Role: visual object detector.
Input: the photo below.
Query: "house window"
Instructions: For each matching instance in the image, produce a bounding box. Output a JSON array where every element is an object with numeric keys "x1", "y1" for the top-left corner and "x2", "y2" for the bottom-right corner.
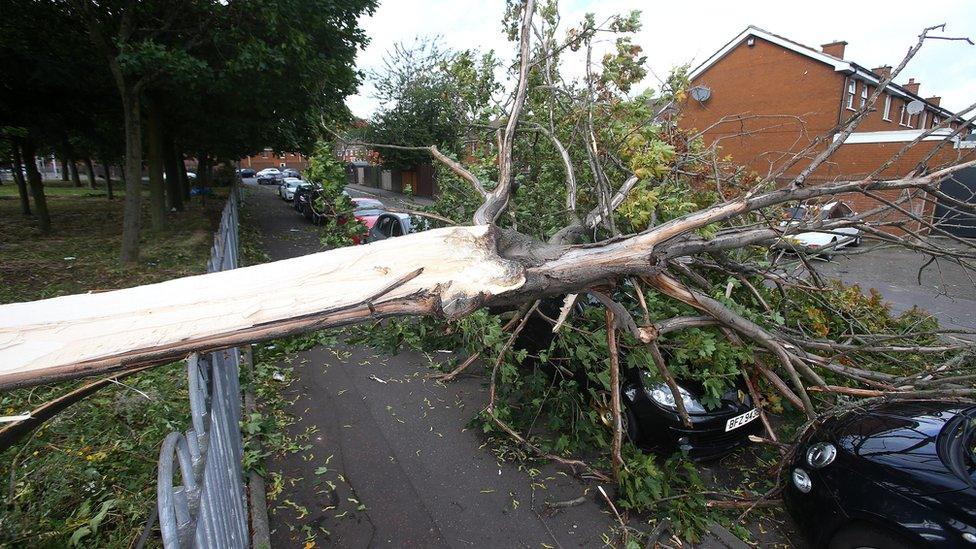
[
  {"x1": 882, "y1": 95, "x2": 892, "y2": 121},
  {"x1": 933, "y1": 115, "x2": 941, "y2": 127},
  {"x1": 920, "y1": 111, "x2": 928, "y2": 129},
  {"x1": 262, "y1": 150, "x2": 269, "y2": 159},
  {"x1": 899, "y1": 104, "x2": 908, "y2": 126},
  {"x1": 846, "y1": 80, "x2": 856, "y2": 110},
  {"x1": 860, "y1": 85, "x2": 869, "y2": 109}
]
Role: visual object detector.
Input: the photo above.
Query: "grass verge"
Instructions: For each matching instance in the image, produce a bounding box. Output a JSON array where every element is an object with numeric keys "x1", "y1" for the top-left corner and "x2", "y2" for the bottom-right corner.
[{"x1": 0, "y1": 188, "x2": 226, "y2": 547}]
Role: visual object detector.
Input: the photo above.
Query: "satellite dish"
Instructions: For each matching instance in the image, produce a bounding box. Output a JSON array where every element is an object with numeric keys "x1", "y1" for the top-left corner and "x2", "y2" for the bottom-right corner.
[
  {"x1": 906, "y1": 100, "x2": 925, "y2": 115},
  {"x1": 690, "y1": 86, "x2": 711, "y2": 103}
]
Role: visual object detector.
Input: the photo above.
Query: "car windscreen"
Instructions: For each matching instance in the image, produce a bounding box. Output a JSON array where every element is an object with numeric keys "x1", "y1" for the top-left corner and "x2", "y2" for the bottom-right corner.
[{"x1": 354, "y1": 208, "x2": 384, "y2": 217}]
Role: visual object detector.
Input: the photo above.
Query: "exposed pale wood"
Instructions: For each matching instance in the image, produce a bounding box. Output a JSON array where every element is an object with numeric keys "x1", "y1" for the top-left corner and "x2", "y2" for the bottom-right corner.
[{"x1": 0, "y1": 226, "x2": 524, "y2": 390}]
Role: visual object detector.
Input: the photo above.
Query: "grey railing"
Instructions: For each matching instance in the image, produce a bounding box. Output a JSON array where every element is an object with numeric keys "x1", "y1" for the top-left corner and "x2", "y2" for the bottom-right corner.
[{"x1": 157, "y1": 189, "x2": 249, "y2": 548}]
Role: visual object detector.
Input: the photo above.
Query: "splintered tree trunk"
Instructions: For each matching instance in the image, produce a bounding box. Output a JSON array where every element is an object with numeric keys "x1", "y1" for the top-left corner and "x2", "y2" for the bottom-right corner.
[
  {"x1": 11, "y1": 145, "x2": 31, "y2": 216},
  {"x1": 163, "y1": 136, "x2": 183, "y2": 211},
  {"x1": 146, "y1": 99, "x2": 166, "y2": 231},
  {"x1": 120, "y1": 88, "x2": 143, "y2": 263},
  {"x1": 21, "y1": 138, "x2": 50, "y2": 234},
  {"x1": 0, "y1": 226, "x2": 525, "y2": 388},
  {"x1": 84, "y1": 157, "x2": 97, "y2": 190}
]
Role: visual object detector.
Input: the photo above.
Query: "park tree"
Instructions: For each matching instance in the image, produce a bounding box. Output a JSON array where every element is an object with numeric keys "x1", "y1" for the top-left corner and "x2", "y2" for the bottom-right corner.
[
  {"x1": 0, "y1": 0, "x2": 375, "y2": 257},
  {"x1": 2, "y1": 0, "x2": 976, "y2": 533},
  {"x1": 365, "y1": 40, "x2": 500, "y2": 170}
]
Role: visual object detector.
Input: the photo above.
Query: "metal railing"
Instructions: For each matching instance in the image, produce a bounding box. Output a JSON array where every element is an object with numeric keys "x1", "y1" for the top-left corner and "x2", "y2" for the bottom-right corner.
[{"x1": 157, "y1": 189, "x2": 249, "y2": 548}]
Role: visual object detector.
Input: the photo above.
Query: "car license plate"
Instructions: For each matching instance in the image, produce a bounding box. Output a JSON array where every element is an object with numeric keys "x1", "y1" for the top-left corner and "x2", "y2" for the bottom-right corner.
[{"x1": 725, "y1": 408, "x2": 759, "y2": 432}]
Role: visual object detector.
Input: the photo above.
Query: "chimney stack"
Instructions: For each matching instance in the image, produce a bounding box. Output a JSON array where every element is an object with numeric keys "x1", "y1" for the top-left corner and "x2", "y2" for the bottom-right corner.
[
  {"x1": 873, "y1": 65, "x2": 892, "y2": 80},
  {"x1": 904, "y1": 77, "x2": 921, "y2": 96},
  {"x1": 821, "y1": 40, "x2": 847, "y2": 59},
  {"x1": 926, "y1": 96, "x2": 941, "y2": 107}
]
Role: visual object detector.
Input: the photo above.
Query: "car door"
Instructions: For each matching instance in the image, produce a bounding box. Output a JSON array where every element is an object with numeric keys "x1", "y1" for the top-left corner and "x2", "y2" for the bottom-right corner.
[{"x1": 368, "y1": 214, "x2": 395, "y2": 243}]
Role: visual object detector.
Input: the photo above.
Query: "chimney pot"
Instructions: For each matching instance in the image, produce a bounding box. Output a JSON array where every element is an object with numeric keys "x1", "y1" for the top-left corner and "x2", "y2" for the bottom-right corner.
[
  {"x1": 821, "y1": 40, "x2": 848, "y2": 59},
  {"x1": 904, "y1": 78, "x2": 921, "y2": 96},
  {"x1": 872, "y1": 65, "x2": 892, "y2": 80},
  {"x1": 926, "y1": 96, "x2": 941, "y2": 107}
]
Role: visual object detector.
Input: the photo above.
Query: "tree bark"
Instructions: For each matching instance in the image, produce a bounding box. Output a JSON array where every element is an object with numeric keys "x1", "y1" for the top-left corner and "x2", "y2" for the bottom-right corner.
[
  {"x1": 11, "y1": 143, "x2": 31, "y2": 216},
  {"x1": 21, "y1": 137, "x2": 50, "y2": 234},
  {"x1": 179, "y1": 152, "x2": 190, "y2": 200},
  {"x1": 100, "y1": 156, "x2": 114, "y2": 199},
  {"x1": 59, "y1": 156, "x2": 69, "y2": 181},
  {"x1": 69, "y1": 159, "x2": 81, "y2": 188},
  {"x1": 163, "y1": 134, "x2": 183, "y2": 211},
  {"x1": 120, "y1": 87, "x2": 144, "y2": 263},
  {"x1": 146, "y1": 98, "x2": 167, "y2": 231},
  {"x1": 197, "y1": 152, "x2": 210, "y2": 187},
  {"x1": 84, "y1": 157, "x2": 98, "y2": 190}
]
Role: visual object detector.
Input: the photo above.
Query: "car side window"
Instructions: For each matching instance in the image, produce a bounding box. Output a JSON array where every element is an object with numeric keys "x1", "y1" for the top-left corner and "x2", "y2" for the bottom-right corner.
[
  {"x1": 377, "y1": 216, "x2": 394, "y2": 237},
  {"x1": 391, "y1": 219, "x2": 404, "y2": 237}
]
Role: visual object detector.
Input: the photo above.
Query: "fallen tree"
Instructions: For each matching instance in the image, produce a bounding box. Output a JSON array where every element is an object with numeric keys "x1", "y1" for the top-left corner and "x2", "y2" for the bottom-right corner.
[{"x1": 2, "y1": 2, "x2": 975, "y2": 449}]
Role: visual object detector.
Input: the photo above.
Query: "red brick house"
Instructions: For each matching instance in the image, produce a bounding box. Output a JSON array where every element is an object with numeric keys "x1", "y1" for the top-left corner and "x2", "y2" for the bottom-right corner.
[
  {"x1": 239, "y1": 149, "x2": 310, "y2": 171},
  {"x1": 679, "y1": 26, "x2": 975, "y2": 235}
]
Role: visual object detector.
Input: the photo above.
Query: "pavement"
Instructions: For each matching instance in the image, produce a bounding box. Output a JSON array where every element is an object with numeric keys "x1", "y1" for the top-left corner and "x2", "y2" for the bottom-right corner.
[{"x1": 245, "y1": 182, "x2": 622, "y2": 548}]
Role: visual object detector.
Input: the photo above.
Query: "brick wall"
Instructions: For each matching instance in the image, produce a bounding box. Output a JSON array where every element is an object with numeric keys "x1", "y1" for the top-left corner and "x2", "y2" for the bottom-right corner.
[
  {"x1": 240, "y1": 151, "x2": 309, "y2": 171},
  {"x1": 678, "y1": 33, "x2": 974, "y2": 235}
]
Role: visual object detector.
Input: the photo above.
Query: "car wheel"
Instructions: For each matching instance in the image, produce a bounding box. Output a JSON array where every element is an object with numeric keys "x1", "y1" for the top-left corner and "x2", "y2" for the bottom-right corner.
[{"x1": 828, "y1": 522, "x2": 915, "y2": 549}]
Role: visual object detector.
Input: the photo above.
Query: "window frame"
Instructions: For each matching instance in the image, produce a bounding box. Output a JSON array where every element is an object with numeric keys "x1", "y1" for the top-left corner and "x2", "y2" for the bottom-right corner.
[
  {"x1": 882, "y1": 95, "x2": 892, "y2": 121},
  {"x1": 860, "y1": 85, "x2": 869, "y2": 109},
  {"x1": 846, "y1": 80, "x2": 857, "y2": 110}
]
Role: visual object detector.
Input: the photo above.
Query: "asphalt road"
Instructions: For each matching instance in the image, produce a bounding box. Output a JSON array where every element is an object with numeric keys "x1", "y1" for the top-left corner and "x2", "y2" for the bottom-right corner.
[
  {"x1": 814, "y1": 243, "x2": 976, "y2": 332},
  {"x1": 245, "y1": 182, "x2": 620, "y2": 548}
]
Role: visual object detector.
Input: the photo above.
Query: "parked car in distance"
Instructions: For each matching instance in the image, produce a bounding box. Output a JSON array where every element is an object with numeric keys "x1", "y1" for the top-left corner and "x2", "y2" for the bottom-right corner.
[
  {"x1": 294, "y1": 182, "x2": 318, "y2": 214},
  {"x1": 186, "y1": 171, "x2": 197, "y2": 180},
  {"x1": 785, "y1": 400, "x2": 976, "y2": 549},
  {"x1": 348, "y1": 197, "x2": 385, "y2": 244},
  {"x1": 281, "y1": 168, "x2": 301, "y2": 179},
  {"x1": 278, "y1": 177, "x2": 303, "y2": 201},
  {"x1": 365, "y1": 212, "x2": 432, "y2": 243},
  {"x1": 775, "y1": 201, "x2": 861, "y2": 260},
  {"x1": 238, "y1": 168, "x2": 256, "y2": 178},
  {"x1": 514, "y1": 297, "x2": 761, "y2": 461},
  {"x1": 256, "y1": 168, "x2": 282, "y2": 185}
]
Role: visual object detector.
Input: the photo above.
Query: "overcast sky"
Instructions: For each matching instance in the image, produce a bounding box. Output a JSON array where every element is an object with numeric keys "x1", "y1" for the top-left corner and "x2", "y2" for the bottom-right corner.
[{"x1": 346, "y1": 0, "x2": 976, "y2": 118}]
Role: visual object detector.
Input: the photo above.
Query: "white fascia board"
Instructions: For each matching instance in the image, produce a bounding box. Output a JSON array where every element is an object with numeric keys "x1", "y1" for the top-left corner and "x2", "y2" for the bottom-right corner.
[
  {"x1": 689, "y1": 27, "x2": 851, "y2": 81},
  {"x1": 832, "y1": 129, "x2": 956, "y2": 144}
]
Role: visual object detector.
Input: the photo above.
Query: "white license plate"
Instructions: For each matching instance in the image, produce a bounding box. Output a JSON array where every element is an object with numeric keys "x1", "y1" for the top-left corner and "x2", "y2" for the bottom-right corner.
[{"x1": 725, "y1": 408, "x2": 759, "y2": 432}]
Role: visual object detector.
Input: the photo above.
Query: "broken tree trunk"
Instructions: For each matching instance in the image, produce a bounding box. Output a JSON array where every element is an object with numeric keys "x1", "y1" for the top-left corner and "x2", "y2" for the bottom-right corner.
[{"x1": 0, "y1": 226, "x2": 524, "y2": 390}]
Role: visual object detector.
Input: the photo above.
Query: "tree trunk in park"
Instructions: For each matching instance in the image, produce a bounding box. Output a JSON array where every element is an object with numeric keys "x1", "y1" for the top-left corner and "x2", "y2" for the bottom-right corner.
[
  {"x1": 146, "y1": 99, "x2": 167, "y2": 231},
  {"x1": 84, "y1": 157, "x2": 97, "y2": 189},
  {"x1": 196, "y1": 153, "x2": 210, "y2": 187},
  {"x1": 21, "y1": 137, "x2": 50, "y2": 234},
  {"x1": 60, "y1": 157, "x2": 69, "y2": 181},
  {"x1": 163, "y1": 136, "x2": 183, "y2": 211},
  {"x1": 179, "y1": 152, "x2": 190, "y2": 200},
  {"x1": 11, "y1": 144, "x2": 31, "y2": 216},
  {"x1": 69, "y1": 159, "x2": 82, "y2": 188},
  {"x1": 119, "y1": 87, "x2": 144, "y2": 263},
  {"x1": 100, "y1": 156, "x2": 114, "y2": 200}
]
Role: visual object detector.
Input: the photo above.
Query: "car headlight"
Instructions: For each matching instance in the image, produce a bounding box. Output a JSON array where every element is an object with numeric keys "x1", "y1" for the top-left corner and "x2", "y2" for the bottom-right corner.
[
  {"x1": 647, "y1": 382, "x2": 706, "y2": 414},
  {"x1": 805, "y1": 442, "x2": 837, "y2": 469},
  {"x1": 792, "y1": 467, "x2": 812, "y2": 493}
]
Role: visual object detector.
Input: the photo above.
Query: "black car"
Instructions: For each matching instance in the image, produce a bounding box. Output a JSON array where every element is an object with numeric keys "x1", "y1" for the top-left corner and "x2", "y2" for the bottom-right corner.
[
  {"x1": 785, "y1": 400, "x2": 976, "y2": 548},
  {"x1": 282, "y1": 168, "x2": 301, "y2": 178},
  {"x1": 514, "y1": 297, "x2": 761, "y2": 461},
  {"x1": 294, "y1": 183, "x2": 325, "y2": 221},
  {"x1": 238, "y1": 168, "x2": 256, "y2": 178}
]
